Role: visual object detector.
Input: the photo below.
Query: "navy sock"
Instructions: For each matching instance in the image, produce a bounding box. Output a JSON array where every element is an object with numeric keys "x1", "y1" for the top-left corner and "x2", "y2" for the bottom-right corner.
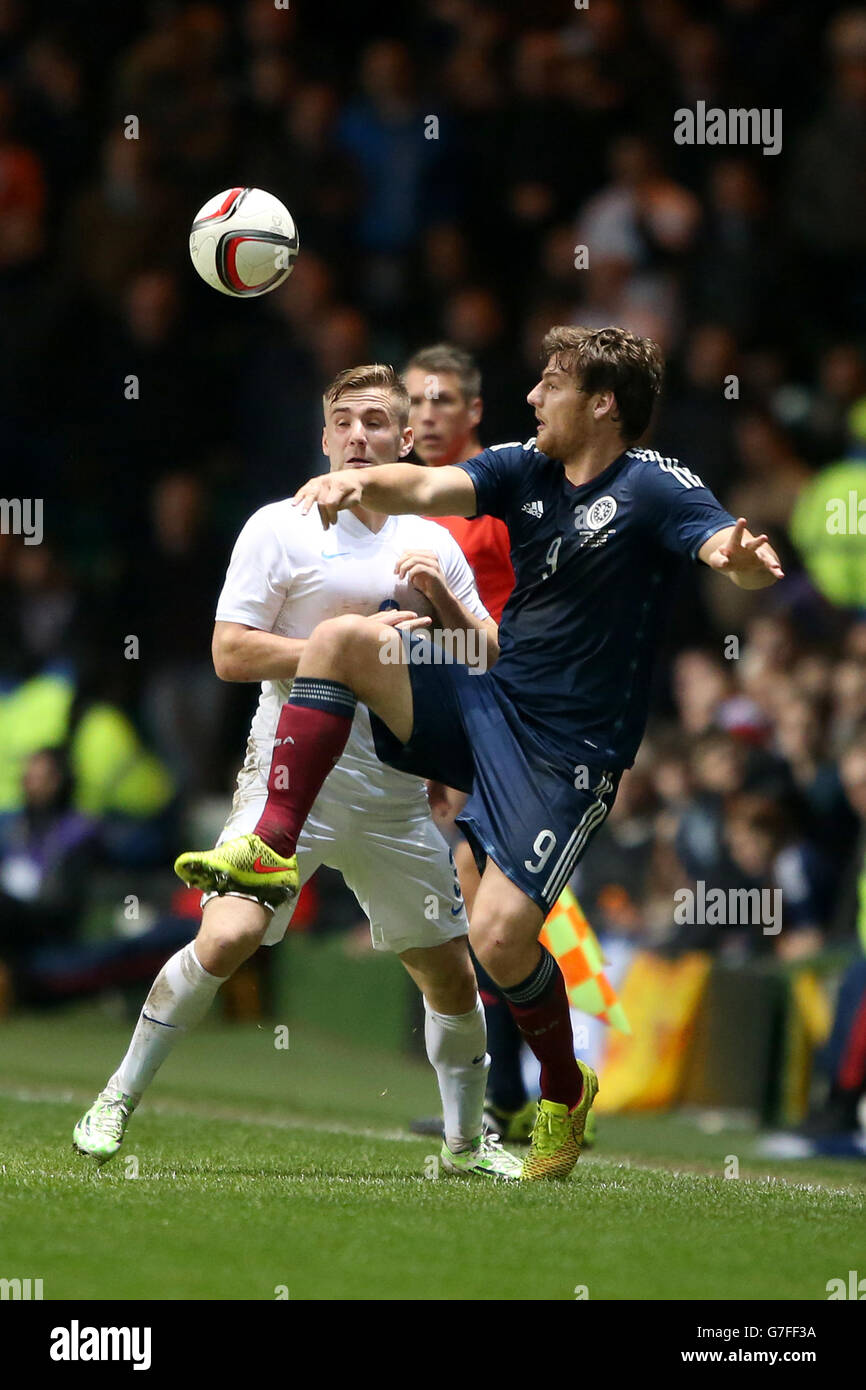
[{"x1": 472, "y1": 952, "x2": 527, "y2": 1113}]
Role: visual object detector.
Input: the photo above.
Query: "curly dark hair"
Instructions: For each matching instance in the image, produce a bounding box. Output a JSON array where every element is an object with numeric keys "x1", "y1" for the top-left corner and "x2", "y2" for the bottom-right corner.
[{"x1": 541, "y1": 325, "x2": 664, "y2": 442}]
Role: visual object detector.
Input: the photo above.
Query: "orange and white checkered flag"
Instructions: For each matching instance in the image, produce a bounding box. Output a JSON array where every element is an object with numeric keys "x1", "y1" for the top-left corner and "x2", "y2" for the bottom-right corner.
[{"x1": 539, "y1": 885, "x2": 630, "y2": 1033}]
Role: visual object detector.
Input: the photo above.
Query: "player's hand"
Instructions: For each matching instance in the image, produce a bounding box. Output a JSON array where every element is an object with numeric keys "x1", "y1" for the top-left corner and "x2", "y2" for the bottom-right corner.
[
  {"x1": 370, "y1": 608, "x2": 432, "y2": 634},
  {"x1": 425, "y1": 779, "x2": 450, "y2": 820},
  {"x1": 706, "y1": 518, "x2": 784, "y2": 588},
  {"x1": 292, "y1": 470, "x2": 363, "y2": 528},
  {"x1": 395, "y1": 549, "x2": 447, "y2": 603}
]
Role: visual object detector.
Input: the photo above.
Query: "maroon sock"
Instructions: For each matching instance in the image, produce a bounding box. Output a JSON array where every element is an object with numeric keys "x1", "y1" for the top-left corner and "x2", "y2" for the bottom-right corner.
[
  {"x1": 839, "y1": 992, "x2": 866, "y2": 1091},
  {"x1": 501, "y1": 947, "x2": 584, "y2": 1110},
  {"x1": 254, "y1": 678, "x2": 356, "y2": 858}
]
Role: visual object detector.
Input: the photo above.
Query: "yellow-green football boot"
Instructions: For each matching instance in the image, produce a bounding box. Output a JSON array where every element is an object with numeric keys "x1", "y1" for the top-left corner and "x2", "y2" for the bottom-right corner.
[
  {"x1": 174, "y1": 832, "x2": 298, "y2": 906},
  {"x1": 522, "y1": 1060, "x2": 599, "y2": 1180},
  {"x1": 483, "y1": 1097, "x2": 541, "y2": 1144}
]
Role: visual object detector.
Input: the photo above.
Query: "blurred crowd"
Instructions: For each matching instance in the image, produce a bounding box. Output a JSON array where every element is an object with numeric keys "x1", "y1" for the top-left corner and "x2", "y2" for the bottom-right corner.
[
  {"x1": 1, "y1": 0, "x2": 866, "y2": 974},
  {"x1": 577, "y1": 616, "x2": 866, "y2": 961}
]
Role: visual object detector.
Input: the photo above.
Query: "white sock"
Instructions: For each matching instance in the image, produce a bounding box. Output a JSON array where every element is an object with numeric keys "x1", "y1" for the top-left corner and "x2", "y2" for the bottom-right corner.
[
  {"x1": 107, "y1": 942, "x2": 228, "y2": 1104},
  {"x1": 424, "y1": 995, "x2": 489, "y2": 1153}
]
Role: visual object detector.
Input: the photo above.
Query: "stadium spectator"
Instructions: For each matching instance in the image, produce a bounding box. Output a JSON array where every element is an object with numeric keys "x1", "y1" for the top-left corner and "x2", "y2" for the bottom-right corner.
[
  {"x1": 0, "y1": 666, "x2": 176, "y2": 864},
  {"x1": 0, "y1": 748, "x2": 194, "y2": 1012},
  {"x1": 136, "y1": 473, "x2": 228, "y2": 796},
  {"x1": 687, "y1": 158, "x2": 777, "y2": 341},
  {"x1": 0, "y1": 747, "x2": 96, "y2": 962},
  {"x1": 784, "y1": 733, "x2": 866, "y2": 1140},
  {"x1": 786, "y1": 8, "x2": 866, "y2": 331},
  {"x1": 338, "y1": 39, "x2": 459, "y2": 321}
]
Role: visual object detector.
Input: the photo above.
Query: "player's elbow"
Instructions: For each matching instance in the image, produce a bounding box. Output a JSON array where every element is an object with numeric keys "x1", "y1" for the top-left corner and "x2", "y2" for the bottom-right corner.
[
  {"x1": 212, "y1": 649, "x2": 239, "y2": 682},
  {"x1": 212, "y1": 628, "x2": 246, "y2": 681}
]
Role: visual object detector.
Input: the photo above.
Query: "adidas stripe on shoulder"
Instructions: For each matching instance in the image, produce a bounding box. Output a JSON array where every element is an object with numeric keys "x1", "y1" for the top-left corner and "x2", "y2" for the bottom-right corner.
[
  {"x1": 489, "y1": 439, "x2": 538, "y2": 453},
  {"x1": 627, "y1": 447, "x2": 705, "y2": 490}
]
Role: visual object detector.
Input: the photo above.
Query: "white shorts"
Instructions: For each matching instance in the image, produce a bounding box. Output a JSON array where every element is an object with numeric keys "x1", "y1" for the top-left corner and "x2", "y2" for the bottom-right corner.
[{"x1": 204, "y1": 786, "x2": 469, "y2": 956}]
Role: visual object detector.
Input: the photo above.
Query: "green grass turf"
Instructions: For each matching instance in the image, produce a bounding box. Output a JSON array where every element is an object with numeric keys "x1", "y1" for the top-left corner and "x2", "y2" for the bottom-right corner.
[{"x1": 1, "y1": 1005, "x2": 864, "y2": 1300}]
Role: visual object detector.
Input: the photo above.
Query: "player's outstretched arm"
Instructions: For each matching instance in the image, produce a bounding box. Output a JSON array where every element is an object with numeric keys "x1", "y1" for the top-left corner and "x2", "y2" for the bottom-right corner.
[
  {"x1": 293, "y1": 464, "x2": 477, "y2": 528},
  {"x1": 212, "y1": 621, "x2": 307, "y2": 682},
  {"x1": 698, "y1": 518, "x2": 784, "y2": 589}
]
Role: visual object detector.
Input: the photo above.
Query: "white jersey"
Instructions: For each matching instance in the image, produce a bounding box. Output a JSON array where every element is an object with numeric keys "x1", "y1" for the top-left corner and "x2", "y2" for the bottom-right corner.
[{"x1": 215, "y1": 498, "x2": 489, "y2": 814}]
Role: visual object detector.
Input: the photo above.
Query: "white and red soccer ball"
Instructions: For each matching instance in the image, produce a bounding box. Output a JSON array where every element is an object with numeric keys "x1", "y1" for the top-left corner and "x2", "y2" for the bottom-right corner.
[{"x1": 189, "y1": 187, "x2": 299, "y2": 297}]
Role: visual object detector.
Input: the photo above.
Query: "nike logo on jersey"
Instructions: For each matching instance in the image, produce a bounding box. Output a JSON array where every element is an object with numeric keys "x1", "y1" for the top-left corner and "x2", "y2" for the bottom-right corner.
[
  {"x1": 522, "y1": 500, "x2": 544, "y2": 518},
  {"x1": 253, "y1": 856, "x2": 289, "y2": 874},
  {"x1": 321, "y1": 551, "x2": 350, "y2": 559}
]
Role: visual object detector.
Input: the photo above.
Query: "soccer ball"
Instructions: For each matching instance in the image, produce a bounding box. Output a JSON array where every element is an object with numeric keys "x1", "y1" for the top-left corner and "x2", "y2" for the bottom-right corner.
[{"x1": 189, "y1": 187, "x2": 299, "y2": 297}]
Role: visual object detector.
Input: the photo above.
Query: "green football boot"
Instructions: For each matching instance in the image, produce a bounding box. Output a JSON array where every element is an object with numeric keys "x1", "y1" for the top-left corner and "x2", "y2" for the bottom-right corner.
[
  {"x1": 440, "y1": 1133, "x2": 523, "y2": 1181},
  {"x1": 483, "y1": 1097, "x2": 541, "y2": 1144},
  {"x1": 73, "y1": 1088, "x2": 135, "y2": 1165}
]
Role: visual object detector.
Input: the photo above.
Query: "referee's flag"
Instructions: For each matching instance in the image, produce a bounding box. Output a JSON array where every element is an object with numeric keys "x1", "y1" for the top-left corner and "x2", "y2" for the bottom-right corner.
[{"x1": 540, "y1": 886, "x2": 631, "y2": 1033}]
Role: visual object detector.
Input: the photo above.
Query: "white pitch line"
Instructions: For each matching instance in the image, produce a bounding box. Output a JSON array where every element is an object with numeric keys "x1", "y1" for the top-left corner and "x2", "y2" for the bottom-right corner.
[
  {"x1": 0, "y1": 1082, "x2": 420, "y2": 1145},
  {"x1": 2, "y1": 1084, "x2": 863, "y2": 1197}
]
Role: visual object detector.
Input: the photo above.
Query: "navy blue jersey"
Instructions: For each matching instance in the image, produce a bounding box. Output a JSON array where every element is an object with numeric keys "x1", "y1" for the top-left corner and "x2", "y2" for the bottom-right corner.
[{"x1": 457, "y1": 440, "x2": 736, "y2": 772}]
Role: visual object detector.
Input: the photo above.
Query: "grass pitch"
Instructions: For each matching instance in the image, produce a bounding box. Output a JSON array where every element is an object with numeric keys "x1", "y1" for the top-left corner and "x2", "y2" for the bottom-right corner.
[{"x1": 1, "y1": 1005, "x2": 864, "y2": 1300}]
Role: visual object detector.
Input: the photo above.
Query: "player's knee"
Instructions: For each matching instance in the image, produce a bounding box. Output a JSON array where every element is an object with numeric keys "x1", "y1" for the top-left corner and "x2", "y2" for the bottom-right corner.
[
  {"x1": 424, "y1": 976, "x2": 478, "y2": 1015},
  {"x1": 469, "y1": 918, "x2": 525, "y2": 979},
  {"x1": 196, "y1": 917, "x2": 264, "y2": 967},
  {"x1": 306, "y1": 614, "x2": 379, "y2": 681},
  {"x1": 434, "y1": 953, "x2": 479, "y2": 1014}
]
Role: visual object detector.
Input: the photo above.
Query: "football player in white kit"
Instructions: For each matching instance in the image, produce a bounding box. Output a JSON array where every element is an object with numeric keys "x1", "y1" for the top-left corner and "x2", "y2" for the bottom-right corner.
[{"x1": 72, "y1": 364, "x2": 522, "y2": 1180}]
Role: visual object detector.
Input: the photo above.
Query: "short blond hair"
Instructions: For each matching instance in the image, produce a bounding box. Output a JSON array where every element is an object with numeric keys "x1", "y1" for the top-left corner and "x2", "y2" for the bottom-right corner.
[
  {"x1": 323, "y1": 364, "x2": 410, "y2": 430},
  {"x1": 542, "y1": 325, "x2": 664, "y2": 442}
]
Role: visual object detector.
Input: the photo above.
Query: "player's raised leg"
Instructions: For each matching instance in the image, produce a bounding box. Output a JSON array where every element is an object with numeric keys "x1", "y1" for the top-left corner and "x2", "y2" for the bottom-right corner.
[
  {"x1": 174, "y1": 612, "x2": 417, "y2": 897},
  {"x1": 469, "y1": 859, "x2": 598, "y2": 1181},
  {"x1": 399, "y1": 936, "x2": 522, "y2": 1181},
  {"x1": 73, "y1": 895, "x2": 268, "y2": 1163}
]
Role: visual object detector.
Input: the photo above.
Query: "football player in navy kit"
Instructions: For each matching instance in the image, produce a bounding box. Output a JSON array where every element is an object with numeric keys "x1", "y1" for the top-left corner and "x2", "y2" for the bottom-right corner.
[{"x1": 176, "y1": 325, "x2": 783, "y2": 1180}]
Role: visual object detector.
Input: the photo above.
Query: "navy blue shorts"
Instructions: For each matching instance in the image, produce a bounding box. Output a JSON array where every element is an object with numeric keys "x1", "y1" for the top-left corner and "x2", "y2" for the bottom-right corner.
[{"x1": 369, "y1": 633, "x2": 620, "y2": 915}]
